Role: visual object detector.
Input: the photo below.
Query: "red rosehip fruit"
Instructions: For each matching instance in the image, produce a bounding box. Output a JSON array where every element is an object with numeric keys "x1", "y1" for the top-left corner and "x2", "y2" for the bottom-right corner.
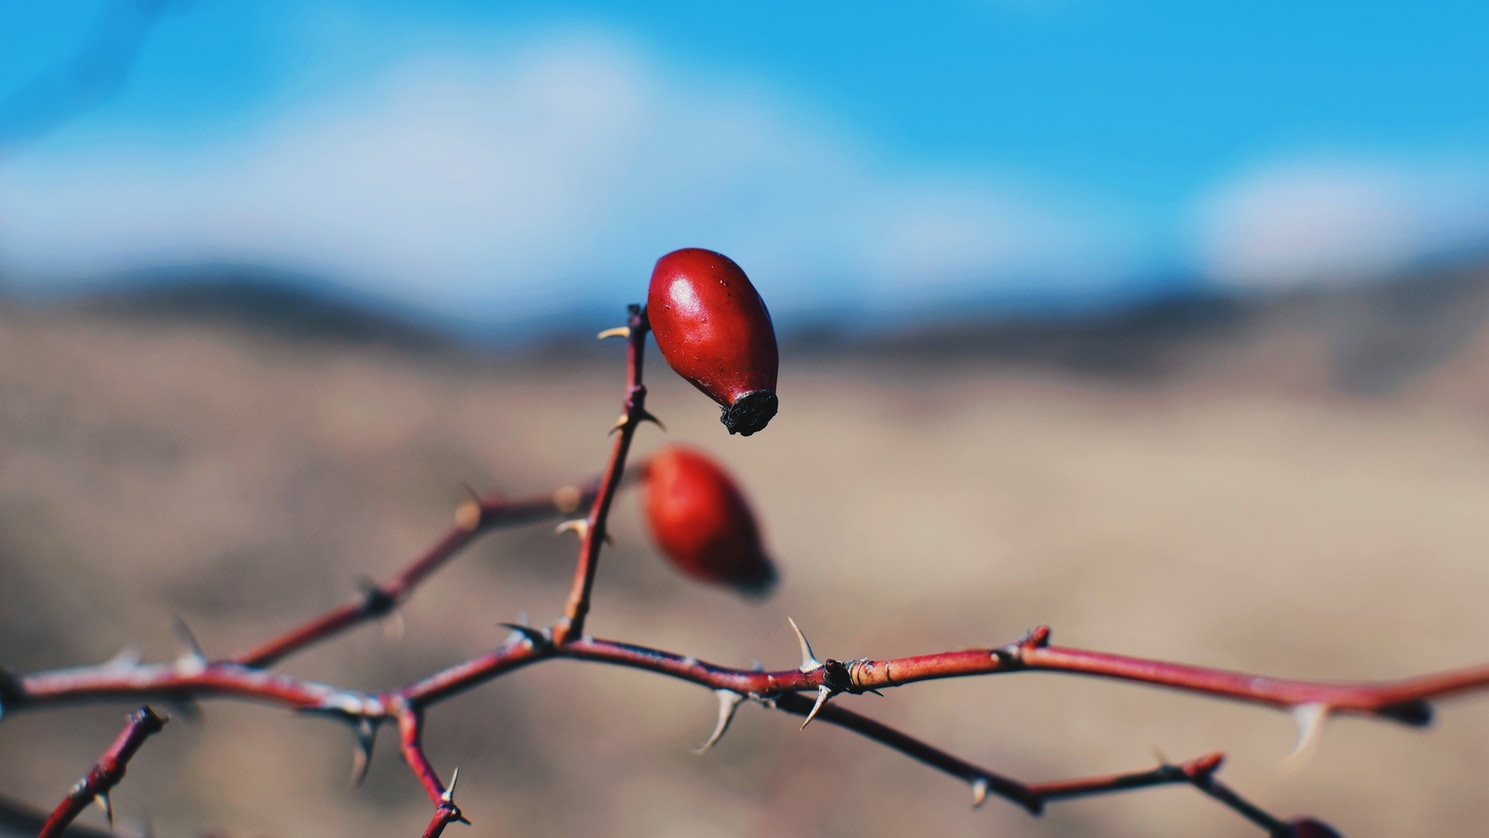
[
  {"x1": 647, "y1": 248, "x2": 779, "y2": 436},
  {"x1": 641, "y1": 446, "x2": 777, "y2": 596}
]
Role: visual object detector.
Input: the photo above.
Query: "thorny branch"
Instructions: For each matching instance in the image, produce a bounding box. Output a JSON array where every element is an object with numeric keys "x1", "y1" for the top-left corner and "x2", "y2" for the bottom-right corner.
[
  {"x1": 36, "y1": 706, "x2": 167, "y2": 838},
  {"x1": 555, "y1": 303, "x2": 653, "y2": 644},
  {"x1": 1, "y1": 303, "x2": 1481, "y2": 836}
]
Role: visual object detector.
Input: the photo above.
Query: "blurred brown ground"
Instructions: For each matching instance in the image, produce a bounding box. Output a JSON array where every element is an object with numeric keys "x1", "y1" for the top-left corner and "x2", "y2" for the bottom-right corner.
[{"x1": 2, "y1": 283, "x2": 1489, "y2": 838}]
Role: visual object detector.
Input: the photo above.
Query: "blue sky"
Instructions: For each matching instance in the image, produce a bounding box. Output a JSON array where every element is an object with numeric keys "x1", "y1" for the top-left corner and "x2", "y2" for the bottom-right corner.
[{"x1": 2, "y1": 1, "x2": 1487, "y2": 333}]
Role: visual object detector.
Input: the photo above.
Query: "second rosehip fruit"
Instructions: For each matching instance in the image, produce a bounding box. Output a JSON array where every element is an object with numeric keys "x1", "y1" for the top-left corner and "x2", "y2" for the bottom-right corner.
[
  {"x1": 647, "y1": 248, "x2": 779, "y2": 436},
  {"x1": 641, "y1": 446, "x2": 777, "y2": 596}
]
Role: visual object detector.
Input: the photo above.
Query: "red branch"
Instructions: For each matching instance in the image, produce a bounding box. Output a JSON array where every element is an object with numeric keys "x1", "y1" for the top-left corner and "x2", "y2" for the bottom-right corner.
[
  {"x1": 555, "y1": 304, "x2": 652, "y2": 644},
  {"x1": 0, "y1": 303, "x2": 1465, "y2": 836},
  {"x1": 234, "y1": 487, "x2": 598, "y2": 669},
  {"x1": 37, "y1": 706, "x2": 168, "y2": 838}
]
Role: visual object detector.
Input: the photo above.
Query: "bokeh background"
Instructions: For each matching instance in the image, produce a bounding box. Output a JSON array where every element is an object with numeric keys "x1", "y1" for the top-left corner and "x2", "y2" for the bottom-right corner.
[{"x1": 3, "y1": 2, "x2": 1489, "y2": 836}]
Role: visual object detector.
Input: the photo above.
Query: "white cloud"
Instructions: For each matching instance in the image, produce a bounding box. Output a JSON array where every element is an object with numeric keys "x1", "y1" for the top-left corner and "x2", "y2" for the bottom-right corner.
[
  {"x1": 1197, "y1": 157, "x2": 1489, "y2": 291},
  {"x1": 0, "y1": 30, "x2": 1133, "y2": 327}
]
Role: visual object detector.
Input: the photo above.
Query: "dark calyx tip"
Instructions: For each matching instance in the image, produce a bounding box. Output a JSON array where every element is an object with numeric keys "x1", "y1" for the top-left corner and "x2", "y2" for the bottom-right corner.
[
  {"x1": 720, "y1": 390, "x2": 778, "y2": 436},
  {"x1": 1378, "y1": 699, "x2": 1433, "y2": 727},
  {"x1": 732, "y1": 560, "x2": 779, "y2": 600}
]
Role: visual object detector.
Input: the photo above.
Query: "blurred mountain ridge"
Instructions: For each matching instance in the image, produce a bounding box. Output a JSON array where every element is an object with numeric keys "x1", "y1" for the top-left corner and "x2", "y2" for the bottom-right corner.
[{"x1": 5, "y1": 258, "x2": 1488, "y2": 401}]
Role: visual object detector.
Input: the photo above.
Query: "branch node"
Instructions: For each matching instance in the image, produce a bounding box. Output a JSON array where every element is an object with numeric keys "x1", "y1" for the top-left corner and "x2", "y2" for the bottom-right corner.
[
  {"x1": 1377, "y1": 699, "x2": 1433, "y2": 728},
  {"x1": 0, "y1": 666, "x2": 22, "y2": 717},
  {"x1": 357, "y1": 578, "x2": 398, "y2": 619},
  {"x1": 498, "y1": 622, "x2": 553, "y2": 651},
  {"x1": 438, "y1": 767, "x2": 471, "y2": 827},
  {"x1": 1019, "y1": 626, "x2": 1052, "y2": 649},
  {"x1": 695, "y1": 689, "x2": 746, "y2": 754},
  {"x1": 788, "y1": 617, "x2": 822, "y2": 673}
]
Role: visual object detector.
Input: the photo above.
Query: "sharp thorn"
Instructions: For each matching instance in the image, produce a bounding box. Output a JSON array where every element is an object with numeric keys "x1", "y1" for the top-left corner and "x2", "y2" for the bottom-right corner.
[
  {"x1": 498, "y1": 622, "x2": 550, "y2": 648},
  {"x1": 104, "y1": 644, "x2": 145, "y2": 671},
  {"x1": 638, "y1": 409, "x2": 667, "y2": 432},
  {"x1": 596, "y1": 326, "x2": 631, "y2": 340},
  {"x1": 447, "y1": 766, "x2": 460, "y2": 794},
  {"x1": 608, "y1": 413, "x2": 630, "y2": 435},
  {"x1": 1286, "y1": 702, "x2": 1330, "y2": 768},
  {"x1": 788, "y1": 617, "x2": 821, "y2": 672},
  {"x1": 95, "y1": 792, "x2": 113, "y2": 825},
  {"x1": 170, "y1": 615, "x2": 207, "y2": 672},
  {"x1": 800, "y1": 685, "x2": 834, "y2": 729},
  {"x1": 695, "y1": 690, "x2": 746, "y2": 754},
  {"x1": 348, "y1": 718, "x2": 376, "y2": 787},
  {"x1": 971, "y1": 778, "x2": 989, "y2": 809},
  {"x1": 555, "y1": 519, "x2": 589, "y2": 538}
]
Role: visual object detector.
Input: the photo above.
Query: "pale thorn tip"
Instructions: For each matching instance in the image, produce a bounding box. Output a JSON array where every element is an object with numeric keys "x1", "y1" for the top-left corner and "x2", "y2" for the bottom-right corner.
[
  {"x1": 170, "y1": 615, "x2": 207, "y2": 672},
  {"x1": 788, "y1": 617, "x2": 821, "y2": 672},
  {"x1": 95, "y1": 792, "x2": 114, "y2": 825},
  {"x1": 800, "y1": 685, "x2": 834, "y2": 729},
  {"x1": 105, "y1": 644, "x2": 144, "y2": 670},
  {"x1": 349, "y1": 718, "x2": 376, "y2": 788},
  {"x1": 695, "y1": 690, "x2": 746, "y2": 754},
  {"x1": 454, "y1": 501, "x2": 483, "y2": 532},
  {"x1": 555, "y1": 519, "x2": 589, "y2": 538},
  {"x1": 442, "y1": 766, "x2": 461, "y2": 803},
  {"x1": 971, "y1": 778, "x2": 990, "y2": 809},
  {"x1": 596, "y1": 326, "x2": 631, "y2": 341},
  {"x1": 498, "y1": 622, "x2": 549, "y2": 649},
  {"x1": 1285, "y1": 702, "x2": 1330, "y2": 768},
  {"x1": 608, "y1": 413, "x2": 630, "y2": 435}
]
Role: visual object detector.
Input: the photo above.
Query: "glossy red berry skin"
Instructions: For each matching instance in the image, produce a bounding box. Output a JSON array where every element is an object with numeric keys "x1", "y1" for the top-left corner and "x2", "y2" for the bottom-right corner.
[
  {"x1": 647, "y1": 248, "x2": 779, "y2": 436},
  {"x1": 642, "y1": 446, "x2": 777, "y2": 596}
]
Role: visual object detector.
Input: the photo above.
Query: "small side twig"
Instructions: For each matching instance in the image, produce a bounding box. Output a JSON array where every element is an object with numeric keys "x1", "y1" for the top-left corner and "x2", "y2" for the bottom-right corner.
[
  {"x1": 234, "y1": 486, "x2": 598, "y2": 669},
  {"x1": 37, "y1": 706, "x2": 167, "y2": 838},
  {"x1": 394, "y1": 699, "x2": 469, "y2": 837}
]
